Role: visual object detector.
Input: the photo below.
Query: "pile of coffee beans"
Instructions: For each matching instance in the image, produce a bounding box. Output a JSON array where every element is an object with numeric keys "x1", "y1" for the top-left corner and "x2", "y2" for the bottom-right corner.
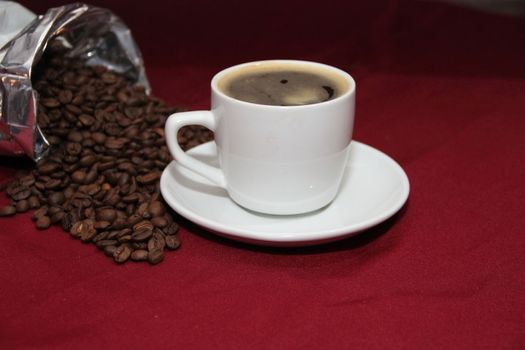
[{"x1": 0, "y1": 53, "x2": 213, "y2": 264}]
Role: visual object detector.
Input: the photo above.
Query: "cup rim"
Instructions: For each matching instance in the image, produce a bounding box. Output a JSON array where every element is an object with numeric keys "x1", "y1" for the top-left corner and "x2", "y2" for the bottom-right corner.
[{"x1": 211, "y1": 59, "x2": 355, "y2": 109}]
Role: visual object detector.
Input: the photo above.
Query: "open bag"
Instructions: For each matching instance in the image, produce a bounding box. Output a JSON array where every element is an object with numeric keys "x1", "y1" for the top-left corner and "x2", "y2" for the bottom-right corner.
[{"x1": 0, "y1": 2, "x2": 148, "y2": 161}]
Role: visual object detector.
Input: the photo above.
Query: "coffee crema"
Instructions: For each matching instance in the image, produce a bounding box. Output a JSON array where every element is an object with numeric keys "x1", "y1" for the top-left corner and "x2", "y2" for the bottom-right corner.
[{"x1": 218, "y1": 63, "x2": 349, "y2": 106}]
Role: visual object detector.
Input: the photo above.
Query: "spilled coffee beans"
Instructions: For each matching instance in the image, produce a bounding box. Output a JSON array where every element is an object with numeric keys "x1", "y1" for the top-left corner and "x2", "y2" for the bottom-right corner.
[{"x1": 0, "y1": 50, "x2": 213, "y2": 264}]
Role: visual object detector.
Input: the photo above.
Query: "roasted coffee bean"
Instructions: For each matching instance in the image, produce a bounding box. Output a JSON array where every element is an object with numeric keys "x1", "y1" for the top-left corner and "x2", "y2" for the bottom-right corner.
[
  {"x1": 30, "y1": 186, "x2": 43, "y2": 196},
  {"x1": 48, "y1": 206, "x2": 63, "y2": 217},
  {"x1": 5, "y1": 185, "x2": 17, "y2": 197},
  {"x1": 93, "y1": 231, "x2": 110, "y2": 243},
  {"x1": 65, "y1": 103, "x2": 82, "y2": 115},
  {"x1": 61, "y1": 212, "x2": 76, "y2": 231},
  {"x1": 70, "y1": 219, "x2": 95, "y2": 239},
  {"x1": 122, "y1": 193, "x2": 140, "y2": 203},
  {"x1": 41, "y1": 98, "x2": 60, "y2": 108},
  {"x1": 32, "y1": 206, "x2": 48, "y2": 221},
  {"x1": 148, "y1": 231, "x2": 166, "y2": 252},
  {"x1": 91, "y1": 132, "x2": 106, "y2": 144},
  {"x1": 84, "y1": 167, "x2": 98, "y2": 184},
  {"x1": 136, "y1": 202, "x2": 150, "y2": 218},
  {"x1": 62, "y1": 163, "x2": 79, "y2": 174},
  {"x1": 131, "y1": 228, "x2": 153, "y2": 242},
  {"x1": 103, "y1": 137, "x2": 125, "y2": 150},
  {"x1": 79, "y1": 154, "x2": 98, "y2": 167},
  {"x1": 50, "y1": 170, "x2": 67, "y2": 179},
  {"x1": 118, "y1": 235, "x2": 132, "y2": 243},
  {"x1": 48, "y1": 192, "x2": 65, "y2": 206},
  {"x1": 20, "y1": 175, "x2": 35, "y2": 187},
  {"x1": 61, "y1": 154, "x2": 78, "y2": 165},
  {"x1": 50, "y1": 211, "x2": 65, "y2": 224},
  {"x1": 148, "y1": 201, "x2": 165, "y2": 217},
  {"x1": 97, "y1": 208, "x2": 117, "y2": 222},
  {"x1": 165, "y1": 235, "x2": 181, "y2": 250},
  {"x1": 83, "y1": 184, "x2": 101, "y2": 196},
  {"x1": 83, "y1": 137, "x2": 96, "y2": 147},
  {"x1": 111, "y1": 218, "x2": 128, "y2": 230},
  {"x1": 117, "y1": 116, "x2": 132, "y2": 127},
  {"x1": 98, "y1": 160, "x2": 115, "y2": 171},
  {"x1": 78, "y1": 228, "x2": 96, "y2": 242},
  {"x1": 65, "y1": 142, "x2": 82, "y2": 156},
  {"x1": 126, "y1": 213, "x2": 142, "y2": 226},
  {"x1": 131, "y1": 242, "x2": 148, "y2": 250},
  {"x1": 124, "y1": 203, "x2": 135, "y2": 214},
  {"x1": 58, "y1": 90, "x2": 73, "y2": 104},
  {"x1": 128, "y1": 178, "x2": 138, "y2": 196},
  {"x1": 106, "y1": 231, "x2": 120, "y2": 240},
  {"x1": 133, "y1": 220, "x2": 153, "y2": 232},
  {"x1": 151, "y1": 216, "x2": 168, "y2": 228},
  {"x1": 147, "y1": 249, "x2": 164, "y2": 265},
  {"x1": 67, "y1": 131, "x2": 83, "y2": 142},
  {"x1": 0, "y1": 205, "x2": 16, "y2": 217},
  {"x1": 71, "y1": 95, "x2": 84, "y2": 106},
  {"x1": 79, "y1": 114, "x2": 96, "y2": 126},
  {"x1": 124, "y1": 107, "x2": 142, "y2": 119},
  {"x1": 103, "y1": 123, "x2": 121, "y2": 136},
  {"x1": 37, "y1": 161, "x2": 60, "y2": 175},
  {"x1": 94, "y1": 221, "x2": 111, "y2": 230},
  {"x1": 166, "y1": 222, "x2": 180, "y2": 235},
  {"x1": 130, "y1": 249, "x2": 148, "y2": 261},
  {"x1": 96, "y1": 239, "x2": 118, "y2": 248},
  {"x1": 118, "y1": 172, "x2": 130, "y2": 186},
  {"x1": 84, "y1": 207, "x2": 96, "y2": 219},
  {"x1": 104, "y1": 244, "x2": 118, "y2": 257},
  {"x1": 101, "y1": 72, "x2": 118, "y2": 84},
  {"x1": 15, "y1": 200, "x2": 30, "y2": 213},
  {"x1": 71, "y1": 170, "x2": 87, "y2": 184},
  {"x1": 11, "y1": 188, "x2": 31, "y2": 201},
  {"x1": 28, "y1": 196, "x2": 40, "y2": 209},
  {"x1": 44, "y1": 179, "x2": 62, "y2": 190},
  {"x1": 117, "y1": 162, "x2": 134, "y2": 172},
  {"x1": 113, "y1": 244, "x2": 132, "y2": 263},
  {"x1": 118, "y1": 228, "x2": 132, "y2": 237},
  {"x1": 116, "y1": 90, "x2": 129, "y2": 104},
  {"x1": 136, "y1": 172, "x2": 160, "y2": 185},
  {"x1": 36, "y1": 215, "x2": 51, "y2": 229}
]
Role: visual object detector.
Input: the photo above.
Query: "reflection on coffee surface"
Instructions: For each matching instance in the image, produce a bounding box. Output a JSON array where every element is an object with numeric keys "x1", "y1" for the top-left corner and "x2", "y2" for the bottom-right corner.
[{"x1": 219, "y1": 65, "x2": 347, "y2": 106}]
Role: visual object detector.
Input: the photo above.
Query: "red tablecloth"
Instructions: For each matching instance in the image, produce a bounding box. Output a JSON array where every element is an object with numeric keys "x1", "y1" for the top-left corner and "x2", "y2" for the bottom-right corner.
[{"x1": 2, "y1": 1, "x2": 525, "y2": 348}]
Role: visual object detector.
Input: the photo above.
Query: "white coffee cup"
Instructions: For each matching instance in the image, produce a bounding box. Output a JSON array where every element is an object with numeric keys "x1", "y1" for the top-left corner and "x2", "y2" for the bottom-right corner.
[{"x1": 165, "y1": 60, "x2": 355, "y2": 215}]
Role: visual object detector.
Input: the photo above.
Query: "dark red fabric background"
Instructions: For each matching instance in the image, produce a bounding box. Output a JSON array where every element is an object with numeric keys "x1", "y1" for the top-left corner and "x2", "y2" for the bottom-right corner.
[{"x1": 1, "y1": 1, "x2": 525, "y2": 348}]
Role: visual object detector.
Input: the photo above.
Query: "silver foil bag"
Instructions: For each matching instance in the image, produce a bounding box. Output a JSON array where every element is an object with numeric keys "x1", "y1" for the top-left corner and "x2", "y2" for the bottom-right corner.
[{"x1": 0, "y1": 2, "x2": 149, "y2": 161}]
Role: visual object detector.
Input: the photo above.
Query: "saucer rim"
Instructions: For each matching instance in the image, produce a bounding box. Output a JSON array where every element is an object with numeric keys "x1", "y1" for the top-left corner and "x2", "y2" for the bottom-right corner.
[{"x1": 160, "y1": 140, "x2": 410, "y2": 245}]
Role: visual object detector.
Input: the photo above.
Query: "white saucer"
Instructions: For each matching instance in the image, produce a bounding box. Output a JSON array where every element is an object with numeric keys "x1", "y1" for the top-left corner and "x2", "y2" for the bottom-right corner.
[{"x1": 160, "y1": 141, "x2": 410, "y2": 246}]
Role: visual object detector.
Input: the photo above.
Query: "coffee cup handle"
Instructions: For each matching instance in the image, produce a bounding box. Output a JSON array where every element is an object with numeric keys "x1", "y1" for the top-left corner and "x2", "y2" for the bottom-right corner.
[{"x1": 165, "y1": 111, "x2": 227, "y2": 188}]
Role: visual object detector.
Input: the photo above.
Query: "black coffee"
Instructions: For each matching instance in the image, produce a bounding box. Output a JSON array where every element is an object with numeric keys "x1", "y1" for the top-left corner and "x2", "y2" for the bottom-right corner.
[{"x1": 219, "y1": 65, "x2": 347, "y2": 106}]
